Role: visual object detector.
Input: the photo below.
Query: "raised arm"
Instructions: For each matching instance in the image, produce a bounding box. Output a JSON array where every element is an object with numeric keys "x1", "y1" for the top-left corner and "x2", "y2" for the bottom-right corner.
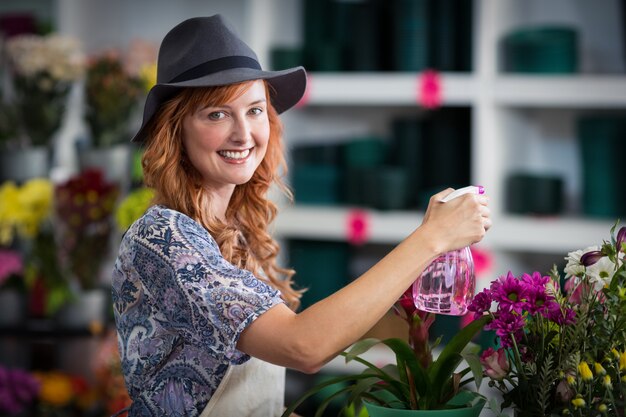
[{"x1": 237, "y1": 188, "x2": 491, "y2": 373}]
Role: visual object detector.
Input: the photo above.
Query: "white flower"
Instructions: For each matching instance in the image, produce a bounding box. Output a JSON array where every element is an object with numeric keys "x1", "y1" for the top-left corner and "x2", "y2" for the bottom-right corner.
[
  {"x1": 564, "y1": 246, "x2": 598, "y2": 278},
  {"x1": 585, "y1": 256, "x2": 616, "y2": 290},
  {"x1": 6, "y1": 34, "x2": 84, "y2": 83}
]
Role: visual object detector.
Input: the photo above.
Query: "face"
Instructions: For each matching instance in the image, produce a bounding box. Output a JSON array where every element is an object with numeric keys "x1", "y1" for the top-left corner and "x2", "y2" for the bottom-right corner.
[{"x1": 181, "y1": 80, "x2": 270, "y2": 196}]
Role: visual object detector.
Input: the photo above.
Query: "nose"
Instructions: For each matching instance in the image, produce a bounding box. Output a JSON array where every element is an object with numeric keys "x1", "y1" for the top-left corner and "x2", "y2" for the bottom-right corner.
[{"x1": 230, "y1": 115, "x2": 252, "y2": 145}]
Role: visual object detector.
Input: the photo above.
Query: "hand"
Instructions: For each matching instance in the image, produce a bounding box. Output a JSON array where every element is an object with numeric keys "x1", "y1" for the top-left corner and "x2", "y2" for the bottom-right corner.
[{"x1": 419, "y1": 187, "x2": 492, "y2": 254}]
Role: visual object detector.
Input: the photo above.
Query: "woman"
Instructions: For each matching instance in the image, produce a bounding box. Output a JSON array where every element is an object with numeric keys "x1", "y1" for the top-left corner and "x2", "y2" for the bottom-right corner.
[{"x1": 112, "y1": 15, "x2": 491, "y2": 417}]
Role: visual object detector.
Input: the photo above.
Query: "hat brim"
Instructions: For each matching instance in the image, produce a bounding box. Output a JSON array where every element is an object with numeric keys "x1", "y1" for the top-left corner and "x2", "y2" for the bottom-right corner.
[{"x1": 131, "y1": 66, "x2": 306, "y2": 143}]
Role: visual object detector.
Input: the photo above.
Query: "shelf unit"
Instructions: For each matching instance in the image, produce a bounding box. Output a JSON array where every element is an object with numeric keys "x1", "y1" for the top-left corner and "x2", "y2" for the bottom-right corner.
[{"x1": 51, "y1": 0, "x2": 626, "y2": 271}]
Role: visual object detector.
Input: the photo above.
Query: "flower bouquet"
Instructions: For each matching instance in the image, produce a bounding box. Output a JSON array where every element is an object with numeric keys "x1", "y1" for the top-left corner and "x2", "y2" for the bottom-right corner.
[
  {"x1": 283, "y1": 287, "x2": 488, "y2": 416},
  {"x1": 469, "y1": 223, "x2": 626, "y2": 416},
  {"x1": 54, "y1": 169, "x2": 119, "y2": 291},
  {"x1": 84, "y1": 51, "x2": 143, "y2": 148},
  {"x1": 5, "y1": 34, "x2": 84, "y2": 148},
  {"x1": 0, "y1": 178, "x2": 69, "y2": 317}
]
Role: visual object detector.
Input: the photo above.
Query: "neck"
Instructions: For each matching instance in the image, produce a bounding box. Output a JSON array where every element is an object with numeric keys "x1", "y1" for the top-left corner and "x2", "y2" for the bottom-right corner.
[{"x1": 206, "y1": 185, "x2": 235, "y2": 221}]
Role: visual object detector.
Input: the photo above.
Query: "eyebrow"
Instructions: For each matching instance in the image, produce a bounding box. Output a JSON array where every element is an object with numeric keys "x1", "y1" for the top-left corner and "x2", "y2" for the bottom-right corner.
[{"x1": 208, "y1": 98, "x2": 267, "y2": 110}]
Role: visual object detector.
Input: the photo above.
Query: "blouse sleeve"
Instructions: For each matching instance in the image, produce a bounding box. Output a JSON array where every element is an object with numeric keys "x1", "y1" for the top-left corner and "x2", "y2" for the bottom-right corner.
[{"x1": 131, "y1": 207, "x2": 284, "y2": 364}]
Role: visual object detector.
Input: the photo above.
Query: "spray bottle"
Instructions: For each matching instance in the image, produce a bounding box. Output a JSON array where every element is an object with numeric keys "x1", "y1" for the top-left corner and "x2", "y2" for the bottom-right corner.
[{"x1": 412, "y1": 185, "x2": 484, "y2": 315}]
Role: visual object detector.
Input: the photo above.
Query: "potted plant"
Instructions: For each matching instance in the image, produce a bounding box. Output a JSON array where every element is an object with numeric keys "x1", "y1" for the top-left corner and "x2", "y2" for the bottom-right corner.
[
  {"x1": 53, "y1": 169, "x2": 119, "y2": 329},
  {"x1": 468, "y1": 223, "x2": 626, "y2": 416},
  {"x1": 283, "y1": 288, "x2": 489, "y2": 416},
  {"x1": 2, "y1": 34, "x2": 84, "y2": 183}
]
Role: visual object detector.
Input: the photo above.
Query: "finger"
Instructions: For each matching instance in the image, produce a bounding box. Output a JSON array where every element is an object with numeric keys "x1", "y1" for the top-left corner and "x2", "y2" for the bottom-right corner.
[{"x1": 431, "y1": 187, "x2": 454, "y2": 202}]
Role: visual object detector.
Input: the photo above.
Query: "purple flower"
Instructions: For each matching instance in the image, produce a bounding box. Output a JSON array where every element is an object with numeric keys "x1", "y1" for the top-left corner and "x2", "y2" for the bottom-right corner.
[
  {"x1": 521, "y1": 271, "x2": 549, "y2": 287},
  {"x1": 490, "y1": 272, "x2": 527, "y2": 313},
  {"x1": 467, "y1": 289, "x2": 492, "y2": 319},
  {"x1": 617, "y1": 227, "x2": 626, "y2": 253},
  {"x1": 546, "y1": 302, "x2": 576, "y2": 325},
  {"x1": 580, "y1": 250, "x2": 604, "y2": 267},
  {"x1": 0, "y1": 366, "x2": 40, "y2": 415},
  {"x1": 525, "y1": 287, "x2": 553, "y2": 316},
  {"x1": 485, "y1": 310, "x2": 524, "y2": 339}
]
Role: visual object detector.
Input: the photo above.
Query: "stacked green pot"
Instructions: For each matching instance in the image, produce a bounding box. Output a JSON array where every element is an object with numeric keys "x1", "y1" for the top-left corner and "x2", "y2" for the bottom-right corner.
[
  {"x1": 578, "y1": 117, "x2": 626, "y2": 218},
  {"x1": 502, "y1": 26, "x2": 579, "y2": 73},
  {"x1": 506, "y1": 173, "x2": 564, "y2": 215},
  {"x1": 291, "y1": 142, "x2": 344, "y2": 205},
  {"x1": 288, "y1": 239, "x2": 349, "y2": 309}
]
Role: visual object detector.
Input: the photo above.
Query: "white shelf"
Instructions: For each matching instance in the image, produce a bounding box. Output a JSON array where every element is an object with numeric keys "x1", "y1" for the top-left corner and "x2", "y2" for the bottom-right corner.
[
  {"x1": 273, "y1": 206, "x2": 616, "y2": 253},
  {"x1": 304, "y1": 73, "x2": 477, "y2": 106},
  {"x1": 493, "y1": 76, "x2": 626, "y2": 108},
  {"x1": 299, "y1": 74, "x2": 626, "y2": 108},
  {"x1": 272, "y1": 205, "x2": 422, "y2": 244}
]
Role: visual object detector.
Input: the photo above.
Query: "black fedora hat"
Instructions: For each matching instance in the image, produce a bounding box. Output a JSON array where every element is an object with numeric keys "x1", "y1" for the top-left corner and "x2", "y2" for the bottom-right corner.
[{"x1": 131, "y1": 14, "x2": 307, "y2": 143}]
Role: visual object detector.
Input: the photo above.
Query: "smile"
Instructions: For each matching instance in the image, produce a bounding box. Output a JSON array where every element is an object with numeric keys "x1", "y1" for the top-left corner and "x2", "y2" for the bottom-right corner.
[{"x1": 217, "y1": 148, "x2": 251, "y2": 160}]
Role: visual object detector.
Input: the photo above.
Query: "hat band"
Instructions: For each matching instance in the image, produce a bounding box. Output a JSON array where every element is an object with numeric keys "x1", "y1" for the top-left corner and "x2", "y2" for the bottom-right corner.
[{"x1": 168, "y1": 56, "x2": 262, "y2": 83}]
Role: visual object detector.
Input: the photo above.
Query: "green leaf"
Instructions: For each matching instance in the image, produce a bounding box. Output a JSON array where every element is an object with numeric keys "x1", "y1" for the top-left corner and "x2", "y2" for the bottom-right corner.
[
  {"x1": 428, "y1": 316, "x2": 490, "y2": 403},
  {"x1": 282, "y1": 373, "x2": 379, "y2": 417},
  {"x1": 313, "y1": 385, "x2": 353, "y2": 417},
  {"x1": 461, "y1": 351, "x2": 483, "y2": 390},
  {"x1": 381, "y1": 338, "x2": 431, "y2": 406},
  {"x1": 339, "y1": 353, "x2": 409, "y2": 401},
  {"x1": 345, "y1": 338, "x2": 381, "y2": 363}
]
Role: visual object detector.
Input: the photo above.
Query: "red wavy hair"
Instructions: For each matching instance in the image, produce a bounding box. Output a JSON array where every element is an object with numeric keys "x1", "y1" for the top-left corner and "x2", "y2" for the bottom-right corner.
[{"x1": 141, "y1": 81, "x2": 302, "y2": 310}]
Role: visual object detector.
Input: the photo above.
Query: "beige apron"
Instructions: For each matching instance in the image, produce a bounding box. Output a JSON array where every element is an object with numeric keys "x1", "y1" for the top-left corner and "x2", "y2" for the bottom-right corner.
[{"x1": 199, "y1": 357, "x2": 285, "y2": 417}]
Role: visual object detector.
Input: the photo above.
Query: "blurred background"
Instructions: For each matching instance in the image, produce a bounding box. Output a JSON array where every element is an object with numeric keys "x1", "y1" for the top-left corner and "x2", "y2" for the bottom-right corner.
[{"x1": 0, "y1": 0, "x2": 625, "y2": 415}]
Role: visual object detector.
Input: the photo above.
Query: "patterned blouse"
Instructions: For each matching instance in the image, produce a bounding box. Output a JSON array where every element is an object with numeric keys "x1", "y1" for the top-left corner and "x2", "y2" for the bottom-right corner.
[{"x1": 112, "y1": 205, "x2": 284, "y2": 416}]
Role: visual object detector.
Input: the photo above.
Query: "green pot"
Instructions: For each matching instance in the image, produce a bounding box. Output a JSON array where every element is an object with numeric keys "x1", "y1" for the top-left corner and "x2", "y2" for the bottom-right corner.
[{"x1": 363, "y1": 391, "x2": 486, "y2": 417}]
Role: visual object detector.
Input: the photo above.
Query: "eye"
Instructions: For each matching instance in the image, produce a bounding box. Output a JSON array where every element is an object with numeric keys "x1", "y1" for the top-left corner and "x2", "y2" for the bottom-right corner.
[
  {"x1": 207, "y1": 111, "x2": 226, "y2": 120},
  {"x1": 249, "y1": 107, "x2": 264, "y2": 116}
]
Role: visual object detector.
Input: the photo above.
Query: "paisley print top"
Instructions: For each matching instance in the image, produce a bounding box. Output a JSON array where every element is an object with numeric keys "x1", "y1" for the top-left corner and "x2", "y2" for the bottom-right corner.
[{"x1": 112, "y1": 205, "x2": 284, "y2": 416}]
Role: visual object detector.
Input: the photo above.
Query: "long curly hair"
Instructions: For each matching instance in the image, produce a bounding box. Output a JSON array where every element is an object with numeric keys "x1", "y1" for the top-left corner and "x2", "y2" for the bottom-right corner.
[{"x1": 141, "y1": 81, "x2": 302, "y2": 310}]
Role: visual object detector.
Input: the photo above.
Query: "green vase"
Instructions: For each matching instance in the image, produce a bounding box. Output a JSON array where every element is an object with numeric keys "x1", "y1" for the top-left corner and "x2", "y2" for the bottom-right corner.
[{"x1": 363, "y1": 391, "x2": 486, "y2": 417}]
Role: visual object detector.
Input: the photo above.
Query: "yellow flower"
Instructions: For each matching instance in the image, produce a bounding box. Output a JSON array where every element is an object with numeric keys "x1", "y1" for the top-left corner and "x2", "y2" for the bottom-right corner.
[
  {"x1": 566, "y1": 375, "x2": 576, "y2": 386},
  {"x1": 35, "y1": 371, "x2": 74, "y2": 407},
  {"x1": 612, "y1": 348, "x2": 620, "y2": 359},
  {"x1": 594, "y1": 362, "x2": 606, "y2": 375},
  {"x1": 603, "y1": 375, "x2": 612, "y2": 389},
  {"x1": 620, "y1": 351, "x2": 626, "y2": 371},
  {"x1": 598, "y1": 403, "x2": 608, "y2": 413},
  {"x1": 578, "y1": 361, "x2": 593, "y2": 382},
  {"x1": 139, "y1": 62, "x2": 157, "y2": 93},
  {"x1": 571, "y1": 396, "x2": 586, "y2": 409}
]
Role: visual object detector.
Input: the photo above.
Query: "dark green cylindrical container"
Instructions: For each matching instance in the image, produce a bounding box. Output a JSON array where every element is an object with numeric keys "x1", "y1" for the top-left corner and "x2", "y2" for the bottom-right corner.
[
  {"x1": 506, "y1": 173, "x2": 564, "y2": 215},
  {"x1": 288, "y1": 239, "x2": 350, "y2": 310},
  {"x1": 578, "y1": 117, "x2": 626, "y2": 218}
]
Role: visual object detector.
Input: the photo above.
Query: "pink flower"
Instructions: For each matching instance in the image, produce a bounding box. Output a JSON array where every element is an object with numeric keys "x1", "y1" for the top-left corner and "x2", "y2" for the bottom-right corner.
[
  {"x1": 490, "y1": 272, "x2": 527, "y2": 313},
  {"x1": 467, "y1": 289, "x2": 492, "y2": 319},
  {"x1": 480, "y1": 348, "x2": 510, "y2": 380},
  {"x1": 0, "y1": 250, "x2": 23, "y2": 286}
]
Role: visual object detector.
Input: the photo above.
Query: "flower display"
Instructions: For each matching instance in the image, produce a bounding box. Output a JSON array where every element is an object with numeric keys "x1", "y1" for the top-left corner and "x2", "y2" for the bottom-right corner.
[
  {"x1": 85, "y1": 51, "x2": 143, "y2": 148},
  {"x1": 469, "y1": 223, "x2": 626, "y2": 416},
  {"x1": 5, "y1": 34, "x2": 85, "y2": 147},
  {"x1": 93, "y1": 329, "x2": 132, "y2": 415},
  {"x1": 0, "y1": 365, "x2": 40, "y2": 415},
  {"x1": 55, "y1": 169, "x2": 118, "y2": 290},
  {"x1": 114, "y1": 186, "x2": 154, "y2": 232},
  {"x1": 284, "y1": 286, "x2": 488, "y2": 415},
  {"x1": 0, "y1": 178, "x2": 53, "y2": 245},
  {"x1": 84, "y1": 40, "x2": 156, "y2": 148}
]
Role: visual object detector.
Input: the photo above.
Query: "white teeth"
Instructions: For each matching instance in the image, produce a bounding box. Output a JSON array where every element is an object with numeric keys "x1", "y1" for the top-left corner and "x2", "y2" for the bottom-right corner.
[{"x1": 219, "y1": 149, "x2": 250, "y2": 160}]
